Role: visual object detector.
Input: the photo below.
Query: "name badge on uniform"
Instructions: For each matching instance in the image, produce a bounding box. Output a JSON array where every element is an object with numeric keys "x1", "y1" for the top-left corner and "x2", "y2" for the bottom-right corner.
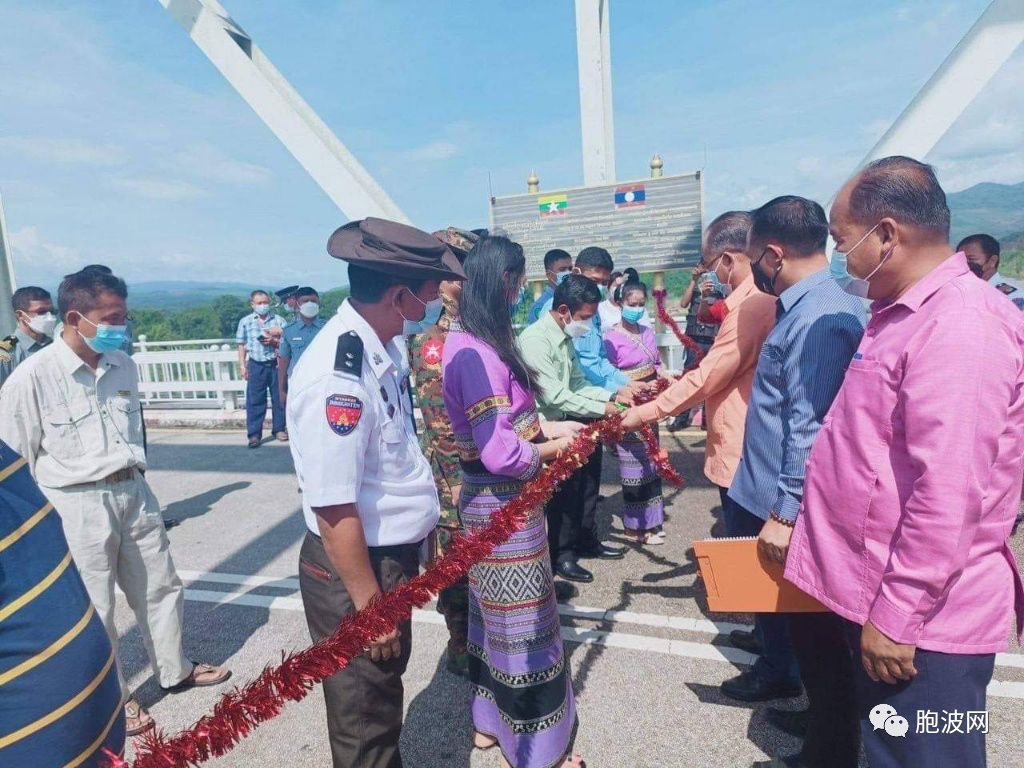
[
  {"x1": 118, "y1": 390, "x2": 131, "y2": 396},
  {"x1": 326, "y1": 394, "x2": 363, "y2": 436}
]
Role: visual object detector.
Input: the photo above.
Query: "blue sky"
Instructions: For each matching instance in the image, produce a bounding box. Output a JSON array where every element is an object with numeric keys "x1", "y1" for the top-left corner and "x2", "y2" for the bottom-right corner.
[{"x1": 2, "y1": 0, "x2": 1021, "y2": 291}]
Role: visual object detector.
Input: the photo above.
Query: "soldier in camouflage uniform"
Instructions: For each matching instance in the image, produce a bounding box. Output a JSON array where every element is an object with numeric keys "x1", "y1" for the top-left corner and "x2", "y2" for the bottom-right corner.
[{"x1": 409, "y1": 226, "x2": 479, "y2": 677}]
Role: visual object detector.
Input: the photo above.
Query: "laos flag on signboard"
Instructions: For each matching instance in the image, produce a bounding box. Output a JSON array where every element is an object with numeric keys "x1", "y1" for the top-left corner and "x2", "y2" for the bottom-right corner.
[{"x1": 614, "y1": 184, "x2": 646, "y2": 209}]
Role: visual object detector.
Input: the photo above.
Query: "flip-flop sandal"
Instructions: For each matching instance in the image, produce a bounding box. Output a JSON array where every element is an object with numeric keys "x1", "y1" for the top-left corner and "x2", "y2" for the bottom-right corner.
[
  {"x1": 162, "y1": 662, "x2": 232, "y2": 692},
  {"x1": 124, "y1": 698, "x2": 155, "y2": 737}
]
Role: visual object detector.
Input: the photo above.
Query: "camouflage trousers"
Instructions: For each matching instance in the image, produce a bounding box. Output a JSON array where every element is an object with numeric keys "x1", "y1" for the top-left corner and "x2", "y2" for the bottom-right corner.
[{"x1": 431, "y1": 525, "x2": 469, "y2": 654}]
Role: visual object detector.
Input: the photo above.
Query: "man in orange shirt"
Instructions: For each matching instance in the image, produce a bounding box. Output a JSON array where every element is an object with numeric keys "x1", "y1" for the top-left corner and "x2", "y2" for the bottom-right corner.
[{"x1": 621, "y1": 208, "x2": 777, "y2": 646}]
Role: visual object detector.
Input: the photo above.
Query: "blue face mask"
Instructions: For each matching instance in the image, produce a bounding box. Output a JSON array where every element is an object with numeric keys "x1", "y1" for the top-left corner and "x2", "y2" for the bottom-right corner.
[
  {"x1": 555, "y1": 270, "x2": 571, "y2": 285},
  {"x1": 402, "y1": 294, "x2": 444, "y2": 336},
  {"x1": 598, "y1": 284, "x2": 608, "y2": 299},
  {"x1": 830, "y1": 222, "x2": 895, "y2": 299},
  {"x1": 621, "y1": 306, "x2": 646, "y2": 325},
  {"x1": 253, "y1": 303, "x2": 271, "y2": 316},
  {"x1": 78, "y1": 316, "x2": 128, "y2": 354},
  {"x1": 508, "y1": 284, "x2": 526, "y2": 317}
]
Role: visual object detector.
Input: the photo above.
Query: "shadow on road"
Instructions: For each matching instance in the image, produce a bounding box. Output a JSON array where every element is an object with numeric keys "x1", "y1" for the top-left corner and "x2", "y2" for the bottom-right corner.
[
  {"x1": 162, "y1": 480, "x2": 251, "y2": 524},
  {"x1": 403, "y1": 656, "x2": 474, "y2": 768}
]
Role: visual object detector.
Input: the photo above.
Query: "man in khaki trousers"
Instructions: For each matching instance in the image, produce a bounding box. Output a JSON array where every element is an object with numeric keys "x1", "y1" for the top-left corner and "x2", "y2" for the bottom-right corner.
[{"x1": 0, "y1": 268, "x2": 230, "y2": 735}]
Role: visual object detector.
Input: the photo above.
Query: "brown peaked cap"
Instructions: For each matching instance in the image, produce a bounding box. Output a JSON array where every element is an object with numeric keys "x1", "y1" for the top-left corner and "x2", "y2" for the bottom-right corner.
[{"x1": 328, "y1": 218, "x2": 467, "y2": 280}]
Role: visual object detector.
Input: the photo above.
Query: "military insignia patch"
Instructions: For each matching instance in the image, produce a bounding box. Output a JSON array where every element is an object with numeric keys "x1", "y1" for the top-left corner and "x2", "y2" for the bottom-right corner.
[
  {"x1": 422, "y1": 338, "x2": 444, "y2": 366},
  {"x1": 997, "y1": 283, "x2": 1016, "y2": 295},
  {"x1": 326, "y1": 394, "x2": 363, "y2": 436}
]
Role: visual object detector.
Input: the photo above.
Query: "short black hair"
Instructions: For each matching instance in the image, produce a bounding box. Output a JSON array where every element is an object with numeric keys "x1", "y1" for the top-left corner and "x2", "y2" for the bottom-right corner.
[
  {"x1": 848, "y1": 156, "x2": 950, "y2": 239},
  {"x1": 295, "y1": 286, "x2": 319, "y2": 299},
  {"x1": 552, "y1": 273, "x2": 601, "y2": 313},
  {"x1": 704, "y1": 210, "x2": 753, "y2": 257},
  {"x1": 81, "y1": 264, "x2": 113, "y2": 275},
  {"x1": 749, "y1": 196, "x2": 828, "y2": 257},
  {"x1": 347, "y1": 264, "x2": 426, "y2": 304},
  {"x1": 58, "y1": 269, "x2": 128, "y2": 320},
  {"x1": 576, "y1": 246, "x2": 613, "y2": 272},
  {"x1": 12, "y1": 286, "x2": 52, "y2": 312},
  {"x1": 619, "y1": 280, "x2": 648, "y2": 303},
  {"x1": 250, "y1": 289, "x2": 270, "y2": 302},
  {"x1": 543, "y1": 249, "x2": 572, "y2": 271},
  {"x1": 956, "y1": 233, "x2": 1000, "y2": 259}
]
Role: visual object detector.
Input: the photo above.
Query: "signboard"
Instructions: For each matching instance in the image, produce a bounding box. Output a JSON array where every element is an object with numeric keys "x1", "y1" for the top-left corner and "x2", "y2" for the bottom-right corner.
[{"x1": 490, "y1": 171, "x2": 703, "y2": 278}]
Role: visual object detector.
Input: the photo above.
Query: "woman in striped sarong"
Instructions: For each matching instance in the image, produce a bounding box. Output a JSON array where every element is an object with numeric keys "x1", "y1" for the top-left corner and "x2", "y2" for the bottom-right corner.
[
  {"x1": 603, "y1": 279, "x2": 668, "y2": 546},
  {"x1": 442, "y1": 236, "x2": 585, "y2": 768}
]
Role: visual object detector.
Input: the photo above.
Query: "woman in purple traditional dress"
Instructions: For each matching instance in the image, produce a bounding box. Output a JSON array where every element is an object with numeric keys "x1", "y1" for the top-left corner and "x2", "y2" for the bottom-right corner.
[
  {"x1": 603, "y1": 279, "x2": 668, "y2": 546},
  {"x1": 442, "y1": 236, "x2": 585, "y2": 768}
]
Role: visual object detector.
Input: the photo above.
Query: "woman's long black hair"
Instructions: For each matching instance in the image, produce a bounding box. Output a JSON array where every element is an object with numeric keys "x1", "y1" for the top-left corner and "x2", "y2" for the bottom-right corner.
[{"x1": 458, "y1": 235, "x2": 536, "y2": 388}]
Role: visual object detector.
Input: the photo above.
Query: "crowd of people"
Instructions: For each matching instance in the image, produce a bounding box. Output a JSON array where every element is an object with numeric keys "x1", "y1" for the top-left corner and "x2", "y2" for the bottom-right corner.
[{"x1": 1, "y1": 153, "x2": 1022, "y2": 768}]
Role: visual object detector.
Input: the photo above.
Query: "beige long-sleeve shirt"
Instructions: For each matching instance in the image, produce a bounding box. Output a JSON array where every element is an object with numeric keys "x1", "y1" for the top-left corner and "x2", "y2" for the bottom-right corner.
[
  {"x1": 0, "y1": 336, "x2": 146, "y2": 488},
  {"x1": 636, "y1": 275, "x2": 776, "y2": 487}
]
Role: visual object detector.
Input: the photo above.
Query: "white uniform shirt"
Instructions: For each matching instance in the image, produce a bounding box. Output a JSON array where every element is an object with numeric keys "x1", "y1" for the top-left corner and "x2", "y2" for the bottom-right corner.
[
  {"x1": 287, "y1": 299, "x2": 439, "y2": 545},
  {"x1": 0, "y1": 336, "x2": 146, "y2": 487},
  {"x1": 989, "y1": 271, "x2": 1024, "y2": 310}
]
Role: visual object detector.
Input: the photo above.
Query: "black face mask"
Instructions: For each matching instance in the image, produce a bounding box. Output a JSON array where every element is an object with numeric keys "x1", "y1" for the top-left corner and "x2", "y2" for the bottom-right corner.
[
  {"x1": 752, "y1": 260, "x2": 781, "y2": 295},
  {"x1": 968, "y1": 262, "x2": 984, "y2": 279}
]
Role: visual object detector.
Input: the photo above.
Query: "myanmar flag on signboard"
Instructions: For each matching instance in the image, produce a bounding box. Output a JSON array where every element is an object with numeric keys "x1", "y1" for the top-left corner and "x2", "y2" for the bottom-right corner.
[
  {"x1": 614, "y1": 184, "x2": 646, "y2": 209},
  {"x1": 539, "y1": 194, "x2": 568, "y2": 217}
]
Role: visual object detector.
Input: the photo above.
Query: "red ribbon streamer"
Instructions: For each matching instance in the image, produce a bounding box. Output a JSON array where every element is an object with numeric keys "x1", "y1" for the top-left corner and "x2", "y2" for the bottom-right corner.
[
  {"x1": 111, "y1": 414, "x2": 682, "y2": 767},
  {"x1": 652, "y1": 288, "x2": 705, "y2": 367}
]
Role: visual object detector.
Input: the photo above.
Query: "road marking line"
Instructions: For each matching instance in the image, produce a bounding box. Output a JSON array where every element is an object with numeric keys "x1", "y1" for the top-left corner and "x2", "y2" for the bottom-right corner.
[{"x1": 176, "y1": 569, "x2": 1024, "y2": 694}]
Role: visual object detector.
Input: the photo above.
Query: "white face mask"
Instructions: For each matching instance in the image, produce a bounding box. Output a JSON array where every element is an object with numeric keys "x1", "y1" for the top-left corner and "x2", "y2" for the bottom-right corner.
[
  {"x1": 298, "y1": 301, "x2": 320, "y2": 319},
  {"x1": 22, "y1": 311, "x2": 57, "y2": 336},
  {"x1": 831, "y1": 222, "x2": 896, "y2": 299},
  {"x1": 563, "y1": 313, "x2": 592, "y2": 339}
]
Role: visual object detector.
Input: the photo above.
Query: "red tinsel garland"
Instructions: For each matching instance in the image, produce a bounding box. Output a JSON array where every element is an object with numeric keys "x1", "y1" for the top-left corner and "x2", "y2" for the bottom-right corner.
[
  {"x1": 652, "y1": 288, "x2": 705, "y2": 367},
  {"x1": 109, "y1": 413, "x2": 682, "y2": 768}
]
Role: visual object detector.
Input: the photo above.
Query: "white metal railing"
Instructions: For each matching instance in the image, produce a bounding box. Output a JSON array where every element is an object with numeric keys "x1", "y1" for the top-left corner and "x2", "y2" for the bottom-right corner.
[{"x1": 130, "y1": 323, "x2": 693, "y2": 410}]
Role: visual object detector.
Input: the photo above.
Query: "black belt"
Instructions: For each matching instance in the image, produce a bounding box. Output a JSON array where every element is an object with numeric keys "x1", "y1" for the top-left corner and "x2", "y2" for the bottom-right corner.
[
  {"x1": 307, "y1": 530, "x2": 422, "y2": 555},
  {"x1": 249, "y1": 358, "x2": 277, "y2": 367}
]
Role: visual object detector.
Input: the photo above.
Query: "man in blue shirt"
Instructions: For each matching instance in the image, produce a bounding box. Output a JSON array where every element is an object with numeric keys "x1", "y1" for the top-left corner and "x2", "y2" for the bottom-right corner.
[
  {"x1": 725, "y1": 197, "x2": 865, "y2": 765},
  {"x1": 236, "y1": 289, "x2": 287, "y2": 447},
  {"x1": 277, "y1": 287, "x2": 326, "y2": 408},
  {"x1": 528, "y1": 248, "x2": 573, "y2": 324}
]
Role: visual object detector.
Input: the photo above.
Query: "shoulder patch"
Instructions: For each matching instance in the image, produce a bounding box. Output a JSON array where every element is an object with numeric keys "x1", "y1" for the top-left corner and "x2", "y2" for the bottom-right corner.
[
  {"x1": 997, "y1": 283, "x2": 1018, "y2": 295},
  {"x1": 334, "y1": 331, "x2": 363, "y2": 377},
  {"x1": 421, "y1": 337, "x2": 444, "y2": 367},
  {"x1": 0, "y1": 335, "x2": 16, "y2": 352},
  {"x1": 326, "y1": 394, "x2": 363, "y2": 436}
]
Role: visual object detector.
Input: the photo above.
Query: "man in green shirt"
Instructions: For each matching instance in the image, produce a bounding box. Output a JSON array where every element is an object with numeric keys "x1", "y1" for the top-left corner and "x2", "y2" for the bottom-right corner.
[{"x1": 519, "y1": 274, "x2": 632, "y2": 583}]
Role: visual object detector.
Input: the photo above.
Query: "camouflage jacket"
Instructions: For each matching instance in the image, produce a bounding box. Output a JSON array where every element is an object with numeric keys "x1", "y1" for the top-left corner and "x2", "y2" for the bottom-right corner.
[{"x1": 409, "y1": 295, "x2": 462, "y2": 529}]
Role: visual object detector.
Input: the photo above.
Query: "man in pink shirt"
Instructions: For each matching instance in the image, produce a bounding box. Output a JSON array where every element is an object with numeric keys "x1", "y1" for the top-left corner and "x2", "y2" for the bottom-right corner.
[{"x1": 785, "y1": 156, "x2": 1024, "y2": 768}]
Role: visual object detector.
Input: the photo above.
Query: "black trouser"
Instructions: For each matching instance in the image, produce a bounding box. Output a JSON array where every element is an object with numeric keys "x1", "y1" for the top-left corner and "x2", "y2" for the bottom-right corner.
[
  {"x1": 298, "y1": 532, "x2": 419, "y2": 768},
  {"x1": 787, "y1": 612, "x2": 860, "y2": 768},
  {"x1": 845, "y1": 620, "x2": 993, "y2": 768},
  {"x1": 546, "y1": 440, "x2": 603, "y2": 567}
]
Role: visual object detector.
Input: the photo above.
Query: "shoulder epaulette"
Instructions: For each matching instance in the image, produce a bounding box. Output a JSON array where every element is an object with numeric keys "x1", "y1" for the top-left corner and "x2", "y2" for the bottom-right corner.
[
  {"x1": 0, "y1": 335, "x2": 16, "y2": 352},
  {"x1": 334, "y1": 331, "x2": 363, "y2": 378}
]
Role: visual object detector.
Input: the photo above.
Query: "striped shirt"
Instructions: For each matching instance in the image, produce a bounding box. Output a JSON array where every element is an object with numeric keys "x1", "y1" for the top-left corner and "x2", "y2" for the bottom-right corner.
[
  {"x1": 0, "y1": 440, "x2": 124, "y2": 766},
  {"x1": 728, "y1": 269, "x2": 865, "y2": 522}
]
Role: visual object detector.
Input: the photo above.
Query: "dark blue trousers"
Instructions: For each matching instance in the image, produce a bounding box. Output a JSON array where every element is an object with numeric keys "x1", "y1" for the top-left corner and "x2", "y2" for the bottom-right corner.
[
  {"x1": 718, "y1": 487, "x2": 801, "y2": 687},
  {"x1": 845, "y1": 620, "x2": 994, "y2": 768},
  {"x1": 246, "y1": 359, "x2": 285, "y2": 439}
]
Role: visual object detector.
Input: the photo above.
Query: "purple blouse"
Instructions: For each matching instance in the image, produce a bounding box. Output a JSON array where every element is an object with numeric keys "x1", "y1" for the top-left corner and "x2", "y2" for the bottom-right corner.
[
  {"x1": 442, "y1": 326, "x2": 543, "y2": 482},
  {"x1": 603, "y1": 324, "x2": 662, "y2": 381}
]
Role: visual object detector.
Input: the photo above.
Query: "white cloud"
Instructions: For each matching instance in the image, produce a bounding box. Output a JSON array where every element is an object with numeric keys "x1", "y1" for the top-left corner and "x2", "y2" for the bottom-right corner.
[
  {"x1": 0, "y1": 135, "x2": 127, "y2": 166},
  {"x1": 9, "y1": 226, "x2": 80, "y2": 276},
  {"x1": 111, "y1": 178, "x2": 208, "y2": 202},
  {"x1": 172, "y1": 144, "x2": 272, "y2": 186}
]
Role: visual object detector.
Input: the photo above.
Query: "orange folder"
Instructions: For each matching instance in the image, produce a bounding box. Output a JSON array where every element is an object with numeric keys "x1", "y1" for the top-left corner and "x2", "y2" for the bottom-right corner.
[{"x1": 693, "y1": 537, "x2": 827, "y2": 613}]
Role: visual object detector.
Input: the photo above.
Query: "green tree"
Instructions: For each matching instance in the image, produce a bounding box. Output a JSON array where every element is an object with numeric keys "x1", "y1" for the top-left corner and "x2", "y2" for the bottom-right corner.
[
  {"x1": 213, "y1": 294, "x2": 251, "y2": 336},
  {"x1": 320, "y1": 287, "x2": 349, "y2": 317}
]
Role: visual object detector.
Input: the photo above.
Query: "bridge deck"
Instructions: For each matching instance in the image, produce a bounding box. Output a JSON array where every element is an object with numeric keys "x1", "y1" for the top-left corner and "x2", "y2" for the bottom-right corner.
[{"x1": 114, "y1": 429, "x2": 1024, "y2": 767}]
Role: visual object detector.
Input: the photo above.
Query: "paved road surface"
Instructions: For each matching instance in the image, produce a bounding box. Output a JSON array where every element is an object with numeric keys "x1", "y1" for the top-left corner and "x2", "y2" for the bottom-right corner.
[{"x1": 113, "y1": 429, "x2": 1024, "y2": 767}]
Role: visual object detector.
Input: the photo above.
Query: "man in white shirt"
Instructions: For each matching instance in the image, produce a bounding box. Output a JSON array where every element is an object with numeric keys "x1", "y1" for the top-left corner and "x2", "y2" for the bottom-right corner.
[
  {"x1": 0, "y1": 268, "x2": 230, "y2": 736},
  {"x1": 959, "y1": 233, "x2": 1024, "y2": 310}
]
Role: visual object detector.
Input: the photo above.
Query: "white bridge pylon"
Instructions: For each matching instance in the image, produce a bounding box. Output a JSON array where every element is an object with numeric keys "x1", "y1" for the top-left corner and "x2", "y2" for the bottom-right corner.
[{"x1": 158, "y1": 0, "x2": 410, "y2": 224}]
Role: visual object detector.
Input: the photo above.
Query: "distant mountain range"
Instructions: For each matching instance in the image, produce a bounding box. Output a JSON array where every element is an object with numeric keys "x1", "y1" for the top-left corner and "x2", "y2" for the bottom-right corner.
[
  {"x1": 125, "y1": 180, "x2": 1023, "y2": 310},
  {"x1": 948, "y1": 180, "x2": 1024, "y2": 246}
]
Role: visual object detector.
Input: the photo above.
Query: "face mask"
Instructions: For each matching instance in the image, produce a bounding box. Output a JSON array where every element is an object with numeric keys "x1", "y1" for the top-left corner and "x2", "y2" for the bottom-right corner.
[
  {"x1": 563, "y1": 313, "x2": 592, "y2": 339},
  {"x1": 298, "y1": 301, "x2": 320, "y2": 319},
  {"x1": 621, "y1": 306, "x2": 646, "y2": 324},
  {"x1": 598, "y1": 284, "x2": 608, "y2": 300},
  {"x1": 752, "y1": 255, "x2": 782, "y2": 296},
  {"x1": 253, "y1": 303, "x2": 270, "y2": 316},
  {"x1": 22, "y1": 312, "x2": 56, "y2": 336},
  {"x1": 400, "y1": 291, "x2": 444, "y2": 336},
  {"x1": 508, "y1": 284, "x2": 526, "y2": 317},
  {"x1": 967, "y1": 262, "x2": 984, "y2": 279},
  {"x1": 709, "y1": 257, "x2": 733, "y2": 297},
  {"x1": 77, "y1": 316, "x2": 127, "y2": 354},
  {"x1": 556, "y1": 270, "x2": 571, "y2": 285},
  {"x1": 831, "y1": 222, "x2": 895, "y2": 299}
]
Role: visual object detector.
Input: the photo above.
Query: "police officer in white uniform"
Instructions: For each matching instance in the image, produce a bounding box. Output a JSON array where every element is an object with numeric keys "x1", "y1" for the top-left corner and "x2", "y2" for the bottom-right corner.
[
  {"x1": 287, "y1": 218, "x2": 465, "y2": 768},
  {"x1": 959, "y1": 233, "x2": 1024, "y2": 310}
]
